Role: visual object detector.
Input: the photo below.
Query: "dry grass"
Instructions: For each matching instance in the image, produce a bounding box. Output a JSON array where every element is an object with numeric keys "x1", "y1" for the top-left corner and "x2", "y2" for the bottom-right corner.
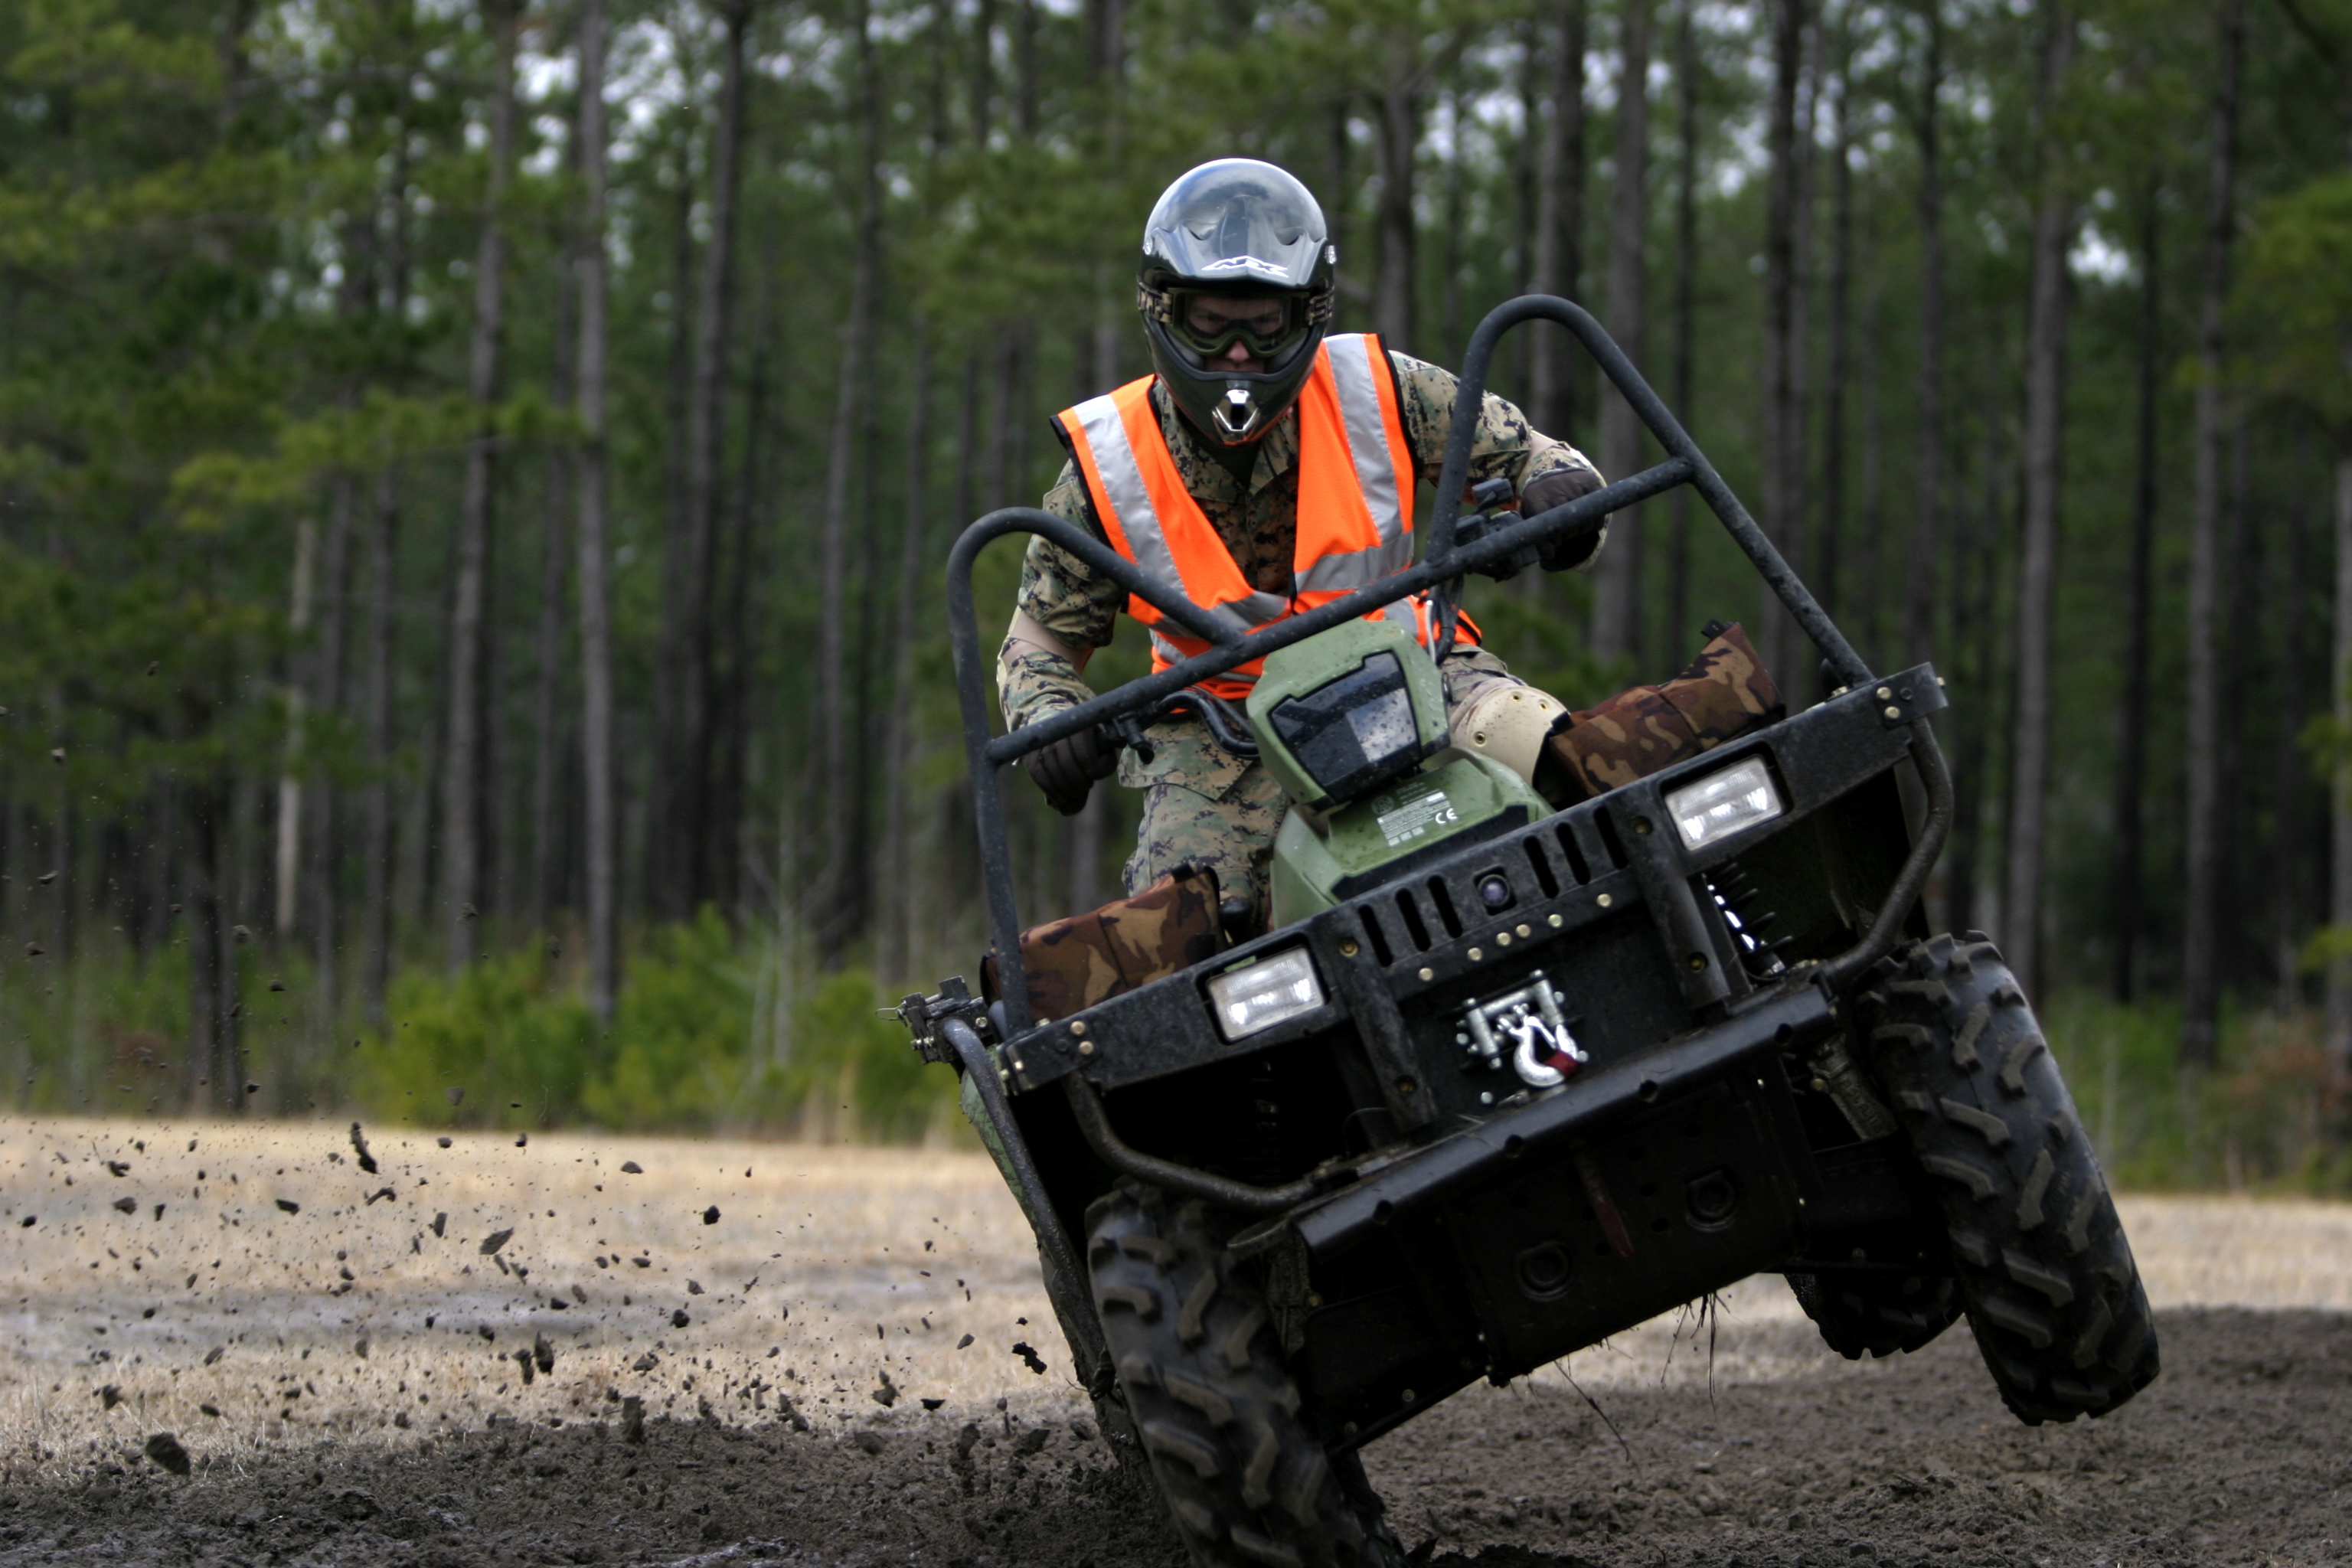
[{"x1": 4, "y1": 1114, "x2": 2345, "y2": 1478}]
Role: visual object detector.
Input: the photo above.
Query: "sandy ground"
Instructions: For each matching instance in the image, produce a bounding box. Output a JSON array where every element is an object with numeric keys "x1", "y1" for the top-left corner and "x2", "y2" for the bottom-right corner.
[{"x1": 0, "y1": 1116, "x2": 2345, "y2": 1566}]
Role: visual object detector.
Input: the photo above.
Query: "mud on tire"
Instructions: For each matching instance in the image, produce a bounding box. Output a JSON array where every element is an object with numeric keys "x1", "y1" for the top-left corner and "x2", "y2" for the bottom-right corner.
[
  {"x1": 1087, "y1": 1186, "x2": 1403, "y2": 1568},
  {"x1": 1855, "y1": 934, "x2": 2161, "y2": 1424},
  {"x1": 1787, "y1": 1268, "x2": 1961, "y2": 1361}
]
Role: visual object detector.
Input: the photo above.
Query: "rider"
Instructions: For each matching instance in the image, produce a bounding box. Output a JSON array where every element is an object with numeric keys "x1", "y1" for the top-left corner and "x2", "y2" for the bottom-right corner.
[{"x1": 999, "y1": 158, "x2": 1607, "y2": 931}]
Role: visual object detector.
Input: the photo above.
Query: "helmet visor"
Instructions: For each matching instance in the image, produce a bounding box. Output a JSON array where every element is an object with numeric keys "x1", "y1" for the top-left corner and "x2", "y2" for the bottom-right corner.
[{"x1": 1162, "y1": 289, "x2": 1313, "y2": 362}]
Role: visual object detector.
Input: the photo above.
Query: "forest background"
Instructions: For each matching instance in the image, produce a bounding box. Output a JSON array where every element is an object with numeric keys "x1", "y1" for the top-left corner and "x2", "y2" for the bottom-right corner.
[{"x1": 3, "y1": 0, "x2": 2350, "y2": 1188}]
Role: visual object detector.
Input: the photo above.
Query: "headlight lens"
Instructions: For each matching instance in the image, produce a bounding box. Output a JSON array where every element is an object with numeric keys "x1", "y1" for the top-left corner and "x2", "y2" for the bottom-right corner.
[
  {"x1": 1665, "y1": 757, "x2": 1784, "y2": 851},
  {"x1": 1205, "y1": 948, "x2": 1325, "y2": 1041}
]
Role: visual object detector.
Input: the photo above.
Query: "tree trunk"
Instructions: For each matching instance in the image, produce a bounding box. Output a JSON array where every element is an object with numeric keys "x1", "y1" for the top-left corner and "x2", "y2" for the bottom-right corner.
[
  {"x1": 306, "y1": 466, "x2": 354, "y2": 1026},
  {"x1": 880, "y1": 322, "x2": 933, "y2": 986},
  {"x1": 972, "y1": 0, "x2": 996, "y2": 140},
  {"x1": 1371, "y1": 73, "x2": 1419, "y2": 355},
  {"x1": 1818, "y1": 21, "x2": 1854, "y2": 627},
  {"x1": 274, "y1": 514, "x2": 317, "y2": 936},
  {"x1": 651, "y1": 142, "x2": 697, "y2": 923},
  {"x1": 184, "y1": 780, "x2": 241, "y2": 1115},
  {"x1": 1593, "y1": 0, "x2": 1652, "y2": 664},
  {"x1": 1906, "y1": 3, "x2": 1945, "y2": 667},
  {"x1": 360, "y1": 466, "x2": 400, "y2": 1027},
  {"x1": 532, "y1": 199, "x2": 579, "y2": 937},
  {"x1": 358, "y1": 109, "x2": 410, "y2": 1029},
  {"x1": 442, "y1": 0, "x2": 519, "y2": 973},
  {"x1": 1759, "y1": 0, "x2": 1805, "y2": 671},
  {"x1": 1328, "y1": 100, "x2": 1354, "y2": 328},
  {"x1": 1511, "y1": 19, "x2": 1540, "y2": 392},
  {"x1": 1666, "y1": 0, "x2": 1697, "y2": 649},
  {"x1": 1441, "y1": 86, "x2": 1468, "y2": 355},
  {"x1": 675, "y1": 0, "x2": 755, "y2": 922},
  {"x1": 2112, "y1": 186, "x2": 2161, "y2": 1003},
  {"x1": 1947, "y1": 412, "x2": 2004, "y2": 934},
  {"x1": 1854, "y1": 218, "x2": 1884, "y2": 663},
  {"x1": 574, "y1": 0, "x2": 620, "y2": 1022},
  {"x1": 1775, "y1": 20, "x2": 1820, "y2": 686},
  {"x1": 2269, "y1": 436, "x2": 2310, "y2": 1011},
  {"x1": 710, "y1": 236, "x2": 776, "y2": 923},
  {"x1": 817, "y1": 0, "x2": 883, "y2": 965},
  {"x1": 2182, "y1": 0, "x2": 2246, "y2": 1072},
  {"x1": 2003, "y1": 0, "x2": 2076, "y2": 1000},
  {"x1": 2329, "y1": 451, "x2": 2352, "y2": 1086},
  {"x1": 1531, "y1": 0, "x2": 1588, "y2": 436}
]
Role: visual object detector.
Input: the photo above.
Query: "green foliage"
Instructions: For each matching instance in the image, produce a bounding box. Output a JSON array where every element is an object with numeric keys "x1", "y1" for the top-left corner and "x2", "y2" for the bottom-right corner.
[
  {"x1": 579, "y1": 911, "x2": 753, "y2": 1131},
  {"x1": 338, "y1": 914, "x2": 961, "y2": 1142},
  {"x1": 2042, "y1": 990, "x2": 2352, "y2": 1195},
  {"x1": 354, "y1": 949, "x2": 598, "y2": 1128},
  {"x1": 2239, "y1": 171, "x2": 2352, "y2": 430}
]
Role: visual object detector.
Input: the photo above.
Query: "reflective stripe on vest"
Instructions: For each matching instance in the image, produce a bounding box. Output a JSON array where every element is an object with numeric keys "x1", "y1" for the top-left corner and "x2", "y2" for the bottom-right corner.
[{"x1": 1057, "y1": 332, "x2": 1460, "y2": 699}]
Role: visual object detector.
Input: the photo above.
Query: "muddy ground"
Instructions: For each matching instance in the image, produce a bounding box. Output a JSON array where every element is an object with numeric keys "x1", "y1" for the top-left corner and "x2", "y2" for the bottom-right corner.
[{"x1": 2, "y1": 1119, "x2": 2346, "y2": 1567}]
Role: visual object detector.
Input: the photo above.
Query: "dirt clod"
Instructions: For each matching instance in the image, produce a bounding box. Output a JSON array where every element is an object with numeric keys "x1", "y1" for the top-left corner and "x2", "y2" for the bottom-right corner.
[
  {"x1": 141, "y1": 1432, "x2": 190, "y2": 1475},
  {"x1": 350, "y1": 1122, "x2": 377, "y2": 1174},
  {"x1": 111, "y1": 1196, "x2": 136, "y2": 1214},
  {"x1": 619, "y1": 1161, "x2": 642, "y2": 1174},
  {"x1": 619, "y1": 1395, "x2": 645, "y2": 1444},
  {"x1": 479, "y1": 1227, "x2": 513, "y2": 1256},
  {"x1": 274, "y1": 1198, "x2": 299, "y2": 1214},
  {"x1": 702, "y1": 1205, "x2": 720, "y2": 1225},
  {"x1": 1011, "y1": 1341, "x2": 1047, "y2": 1375}
]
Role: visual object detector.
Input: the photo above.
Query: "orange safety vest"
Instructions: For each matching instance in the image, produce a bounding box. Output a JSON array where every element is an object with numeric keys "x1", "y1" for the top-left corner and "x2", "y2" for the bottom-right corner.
[{"x1": 1055, "y1": 332, "x2": 1472, "y2": 701}]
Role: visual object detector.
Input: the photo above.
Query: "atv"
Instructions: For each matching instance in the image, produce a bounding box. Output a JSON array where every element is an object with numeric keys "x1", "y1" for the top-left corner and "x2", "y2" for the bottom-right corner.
[{"x1": 899, "y1": 297, "x2": 2158, "y2": 1568}]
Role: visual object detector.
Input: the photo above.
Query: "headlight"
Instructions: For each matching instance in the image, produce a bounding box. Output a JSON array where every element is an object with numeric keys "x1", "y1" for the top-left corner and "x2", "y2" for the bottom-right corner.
[
  {"x1": 1665, "y1": 756, "x2": 1784, "y2": 851},
  {"x1": 1205, "y1": 948, "x2": 1325, "y2": 1041},
  {"x1": 1265, "y1": 651, "x2": 1424, "y2": 805}
]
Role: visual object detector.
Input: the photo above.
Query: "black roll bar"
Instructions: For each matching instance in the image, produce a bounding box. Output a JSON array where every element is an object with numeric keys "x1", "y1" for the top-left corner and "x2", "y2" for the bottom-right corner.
[{"x1": 942, "y1": 296, "x2": 1899, "y2": 1041}]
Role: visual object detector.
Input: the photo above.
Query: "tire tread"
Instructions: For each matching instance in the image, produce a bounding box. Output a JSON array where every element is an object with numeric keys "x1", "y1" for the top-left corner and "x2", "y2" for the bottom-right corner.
[{"x1": 1855, "y1": 939, "x2": 2161, "y2": 1426}]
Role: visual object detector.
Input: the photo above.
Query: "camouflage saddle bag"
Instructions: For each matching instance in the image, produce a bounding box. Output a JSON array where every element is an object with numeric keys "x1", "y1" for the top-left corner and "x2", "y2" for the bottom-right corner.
[
  {"x1": 1534, "y1": 621, "x2": 1784, "y2": 807},
  {"x1": 982, "y1": 863, "x2": 1227, "y2": 1025}
]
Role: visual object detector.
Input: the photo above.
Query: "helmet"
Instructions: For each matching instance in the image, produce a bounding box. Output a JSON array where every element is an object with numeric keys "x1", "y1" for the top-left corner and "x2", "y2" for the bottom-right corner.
[{"x1": 1136, "y1": 159, "x2": 1337, "y2": 447}]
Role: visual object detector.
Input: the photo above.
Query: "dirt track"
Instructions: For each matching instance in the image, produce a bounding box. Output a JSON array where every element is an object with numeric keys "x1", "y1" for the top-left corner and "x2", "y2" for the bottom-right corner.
[{"x1": 2, "y1": 1118, "x2": 2347, "y2": 1566}]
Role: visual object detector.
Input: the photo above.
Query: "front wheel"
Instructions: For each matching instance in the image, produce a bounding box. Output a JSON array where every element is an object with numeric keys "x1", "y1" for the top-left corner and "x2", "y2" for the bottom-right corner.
[
  {"x1": 1854, "y1": 935, "x2": 2161, "y2": 1425},
  {"x1": 1087, "y1": 1186, "x2": 1403, "y2": 1568}
]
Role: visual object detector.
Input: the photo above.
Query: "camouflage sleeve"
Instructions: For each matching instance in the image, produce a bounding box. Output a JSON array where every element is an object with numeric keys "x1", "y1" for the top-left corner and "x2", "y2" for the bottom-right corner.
[
  {"x1": 1388, "y1": 352, "x2": 1601, "y2": 498},
  {"x1": 997, "y1": 459, "x2": 1125, "y2": 732}
]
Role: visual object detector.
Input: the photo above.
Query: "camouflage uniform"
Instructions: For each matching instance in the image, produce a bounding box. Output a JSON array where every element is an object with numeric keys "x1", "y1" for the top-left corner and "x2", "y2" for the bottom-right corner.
[{"x1": 999, "y1": 351, "x2": 1605, "y2": 923}]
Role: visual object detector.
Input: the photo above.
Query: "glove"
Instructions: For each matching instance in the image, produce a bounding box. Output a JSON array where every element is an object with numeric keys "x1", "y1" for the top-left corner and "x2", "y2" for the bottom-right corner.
[
  {"x1": 1026, "y1": 724, "x2": 1119, "y2": 815},
  {"x1": 1522, "y1": 466, "x2": 1606, "y2": 572}
]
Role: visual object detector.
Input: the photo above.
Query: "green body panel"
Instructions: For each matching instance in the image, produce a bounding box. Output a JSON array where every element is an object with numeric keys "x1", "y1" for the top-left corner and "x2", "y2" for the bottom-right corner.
[
  {"x1": 1246, "y1": 619, "x2": 1449, "y2": 810},
  {"x1": 1270, "y1": 753, "x2": 1553, "y2": 929}
]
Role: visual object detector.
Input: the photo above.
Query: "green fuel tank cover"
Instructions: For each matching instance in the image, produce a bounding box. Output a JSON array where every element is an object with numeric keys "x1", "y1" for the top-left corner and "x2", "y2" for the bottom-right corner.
[
  {"x1": 1269, "y1": 753, "x2": 1551, "y2": 929},
  {"x1": 1246, "y1": 618, "x2": 1450, "y2": 812}
]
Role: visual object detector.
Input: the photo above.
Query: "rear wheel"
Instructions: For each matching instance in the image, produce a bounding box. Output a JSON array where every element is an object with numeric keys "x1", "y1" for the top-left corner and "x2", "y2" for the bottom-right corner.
[
  {"x1": 1786, "y1": 1268, "x2": 1961, "y2": 1360},
  {"x1": 1854, "y1": 934, "x2": 2160, "y2": 1424},
  {"x1": 1087, "y1": 1186, "x2": 1403, "y2": 1568}
]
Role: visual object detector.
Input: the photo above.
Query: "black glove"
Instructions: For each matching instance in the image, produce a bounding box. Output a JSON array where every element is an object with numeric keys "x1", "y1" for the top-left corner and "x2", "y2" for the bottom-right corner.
[
  {"x1": 1523, "y1": 466, "x2": 1606, "y2": 572},
  {"x1": 1026, "y1": 724, "x2": 1118, "y2": 815}
]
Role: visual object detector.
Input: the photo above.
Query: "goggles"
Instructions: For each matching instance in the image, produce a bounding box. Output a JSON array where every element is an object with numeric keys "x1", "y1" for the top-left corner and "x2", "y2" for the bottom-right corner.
[{"x1": 1160, "y1": 289, "x2": 1312, "y2": 360}]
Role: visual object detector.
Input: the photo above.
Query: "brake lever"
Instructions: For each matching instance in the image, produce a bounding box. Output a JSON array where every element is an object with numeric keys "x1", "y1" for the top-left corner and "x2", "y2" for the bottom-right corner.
[{"x1": 1452, "y1": 475, "x2": 1539, "y2": 583}]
